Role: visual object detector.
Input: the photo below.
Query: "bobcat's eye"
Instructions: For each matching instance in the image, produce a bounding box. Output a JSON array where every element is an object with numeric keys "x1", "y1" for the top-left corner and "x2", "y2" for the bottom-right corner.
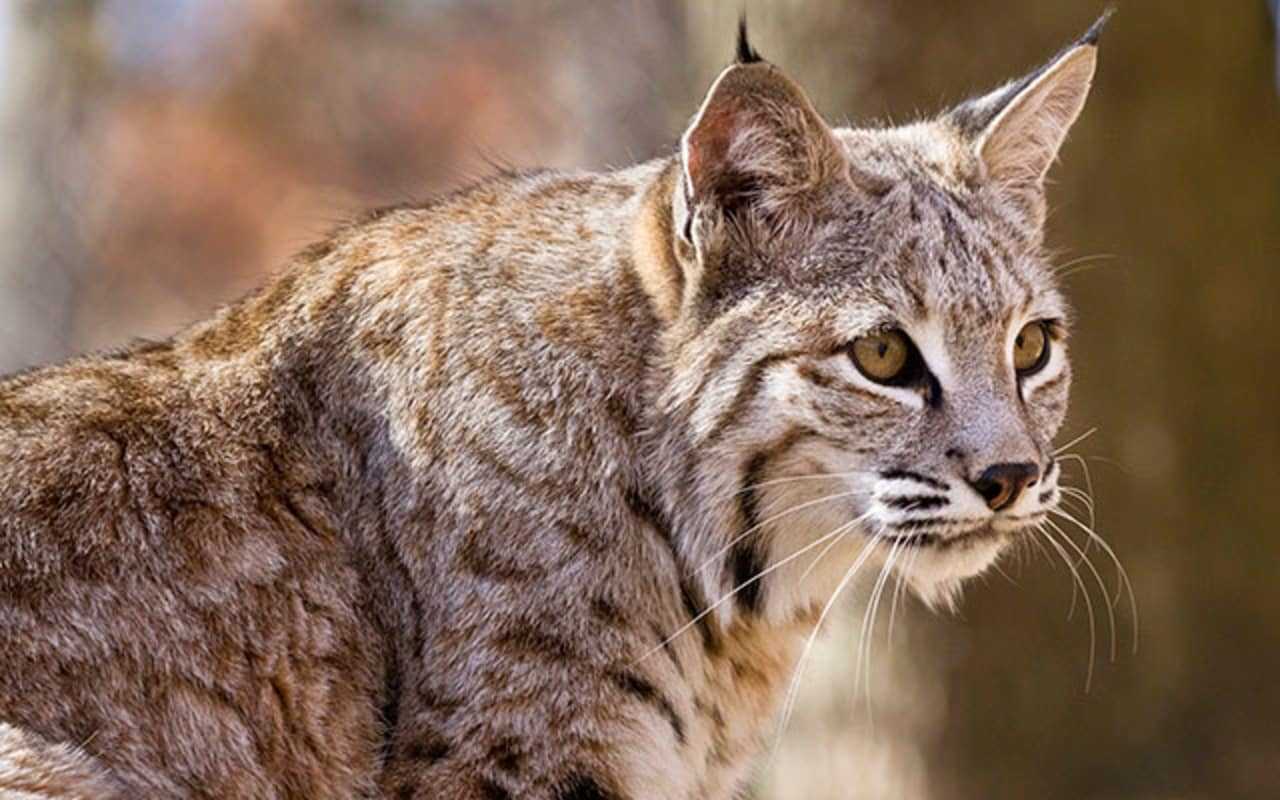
[
  {"x1": 1013, "y1": 321, "x2": 1051, "y2": 376},
  {"x1": 851, "y1": 329, "x2": 915, "y2": 384}
]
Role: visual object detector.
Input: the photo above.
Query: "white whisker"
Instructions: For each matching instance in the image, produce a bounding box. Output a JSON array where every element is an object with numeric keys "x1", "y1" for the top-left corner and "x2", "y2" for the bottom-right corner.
[
  {"x1": 1053, "y1": 453, "x2": 1101, "y2": 578},
  {"x1": 773, "y1": 531, "x2": 884, "y2": 755},
  {"x1": 798, "y1": 510, "x2": 874, "y2": 584},
  {"x1": 1056, "y1": 483, "x2": 1099, "y2": 572},
  {"x1": 1046, "y1": 518, "x2": 1117, "y2": 664},
  {"x1": 1024, "y1": 529, "x2": 1058, "y2": 569},
  {"x1": 857, "y1": 539, "x2": 902, "y2": 723},
  {"x1": 1052, "y1": 252, "x2": 1118, "y2": 279},
  {"x1": 1053, "y1": 428, "x2": 1098, "y2": 456},
  {"x1": 989, "y1": 557, "x2": 1018, "y2": 586},
  {"x1": 1050, "y1": 508, "x2": 1139, "y2": 655},
  {"x1": 637, "y1": 518, "x2": 862, "y2": 664},
  {"x1": 1057, "y1": 452, "x2": 1098, "y2": 533},
  {"x1": 887, "y1": 544, "x2": 920, "y2": 646},
  {"x1": 699, "y1": 490, "x2": 860, "y2": 572},
  {"x1": 1058, "y1": 485, "x2": 1094, "y2": 511},
  {"x1": 1039, "y1": 523, "x2": 1098, "y2": 692},
  {"x1": 731, "y1": 470, "x2": 863, "y2": 497}
]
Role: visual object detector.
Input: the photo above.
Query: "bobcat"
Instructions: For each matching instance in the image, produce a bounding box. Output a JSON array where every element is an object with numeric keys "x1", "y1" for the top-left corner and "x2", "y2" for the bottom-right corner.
[{"x1": 0, "y1": 16, "x2": 1109, "y2": 800}]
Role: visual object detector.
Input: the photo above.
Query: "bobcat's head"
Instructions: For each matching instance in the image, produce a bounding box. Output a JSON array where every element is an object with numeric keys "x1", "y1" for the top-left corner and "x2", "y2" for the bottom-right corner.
[{"x1": 645, "y1": 17, "x2": 1107, "y2": 618}]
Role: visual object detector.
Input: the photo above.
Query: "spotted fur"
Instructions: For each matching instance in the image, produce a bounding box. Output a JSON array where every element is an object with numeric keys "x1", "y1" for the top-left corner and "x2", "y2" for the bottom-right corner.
[{"x1": 0, "y1": 18, "x2": 1106, "y2": 799}]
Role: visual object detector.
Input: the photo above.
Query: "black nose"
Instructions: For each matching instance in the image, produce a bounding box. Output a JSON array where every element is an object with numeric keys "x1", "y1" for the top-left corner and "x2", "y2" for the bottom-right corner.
[{"x1": 971, "y1": 462, "x2": 1039, "y2": 511}]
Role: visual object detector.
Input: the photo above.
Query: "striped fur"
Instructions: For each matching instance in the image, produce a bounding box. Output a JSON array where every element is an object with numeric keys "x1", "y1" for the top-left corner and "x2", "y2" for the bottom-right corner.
[{"x1": 0, "y1": 20, "x2": 1104, "y2": 799}]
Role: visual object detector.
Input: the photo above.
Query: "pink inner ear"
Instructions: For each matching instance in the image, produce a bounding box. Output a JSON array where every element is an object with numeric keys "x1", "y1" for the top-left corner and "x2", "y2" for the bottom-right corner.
[{"x1": 685, "y1": 99, "x2": 743, "y2": 201}]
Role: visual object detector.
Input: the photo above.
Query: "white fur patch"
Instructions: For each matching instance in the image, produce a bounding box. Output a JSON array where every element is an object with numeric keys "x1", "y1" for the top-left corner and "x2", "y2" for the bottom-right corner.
[{"x1": 903, "y1": 313, "x2": 954, "y2": 392}]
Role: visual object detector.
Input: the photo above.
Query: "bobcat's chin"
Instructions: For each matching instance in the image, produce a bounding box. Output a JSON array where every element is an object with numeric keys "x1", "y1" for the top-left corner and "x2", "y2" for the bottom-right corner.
[
  {"x1": 896, "y1": 530, "x2": 1012, "y2": 612},
  {"x1": 876, "y1": 514, "x2": 1057, "y2": 612}
]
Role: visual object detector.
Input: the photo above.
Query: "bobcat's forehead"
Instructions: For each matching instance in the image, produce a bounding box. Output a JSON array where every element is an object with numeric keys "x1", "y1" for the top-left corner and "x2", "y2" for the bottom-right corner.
[
  {"x1": 745, "y1": 147, "x2": 1065, "y2": 348},
  {"x1": 838, "y1": 123, "x2": 981, "y2": 192}
]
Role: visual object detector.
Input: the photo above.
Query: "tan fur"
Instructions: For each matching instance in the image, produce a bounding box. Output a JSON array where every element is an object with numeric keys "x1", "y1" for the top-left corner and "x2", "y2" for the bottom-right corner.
[
  {"x1": 629, "y1": 164, "x2": 685, "y2": 324},
  {"x1": 0, "y1": 725, "x2": 123, "y2": 799},
  {"x1": 0, "y1": 21, "x2": 1104, "y2": 799}
]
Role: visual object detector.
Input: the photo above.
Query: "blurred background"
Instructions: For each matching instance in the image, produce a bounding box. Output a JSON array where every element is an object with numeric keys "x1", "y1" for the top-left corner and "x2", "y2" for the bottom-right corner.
[{"x1": 0, "y1": 1, "x2": 1276, "y2": 798}]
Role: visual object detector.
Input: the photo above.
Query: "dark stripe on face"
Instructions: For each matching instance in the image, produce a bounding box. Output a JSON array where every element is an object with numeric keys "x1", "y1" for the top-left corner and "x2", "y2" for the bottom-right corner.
[
  {"x1": 688, "y1": 316, "x2": 756, "y2": 404},
  {"x1": 730, "y1": 451, "x2": 770, "y2": 614},
  {"x1": 1029, "y1": 369, "x2": 1068, "y2": 397},
  {"x1": 882, "y1": 523, "x2": 1011, "y2": 550},
  {"x1": 881, "y1": 469, "x2": 948, "y2": 492},
  {"x1": 925, "y1": 372, "x2": 943, "y2": 409},
  {"x1": 678, "y1": 582, "x2": 717, "y2": 652},
  {"x1": 702, "y1": 349, "x2": 805, "y2": 447},
  {"x1": 607, "y1": 669, "x2": 686, "y2": 745},
  {"x1": 729, "y1": 542, "x2": 767, "y2": 615},
  {"x1": 796, "y1": 362, "x2": 893, "y2": 406},
  {"x1": 1037, "y1": 460, "x2": 1058, "y2": 503},
  {"x1": 882, "y1": 495, "x2": 948, "y2": 511},
  {"x1": 478, "y1": 778, "x2": 513, "y2": 800},
  {"x1": 795, "y1": 362, "x2": 834, "y2": 389},
  {"x1": 881, "y1": 531, "x2": 939, "y2": 547},
  {"x1": 727, "y1": 427, "x2": 823, "y2": 615},
  {"x1": 557, "y1": 774, "x2": 621, "y2": 800},
  {"x1": 890, "y1": 517, "x2": 985, "y2": 532},
  {"x1": 625, "y1": 486, "x2": 719, "y2": 652}
]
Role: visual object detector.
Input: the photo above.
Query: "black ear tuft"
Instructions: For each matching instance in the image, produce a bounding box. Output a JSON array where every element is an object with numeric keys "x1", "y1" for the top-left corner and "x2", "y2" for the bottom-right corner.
[
  {"x1": 950, "y1": 11, "x2": 1111, "y2": 138},
  {"x1": 735, "y1": 15, "x2": 763, "y2": 64},
  {"x1": 1078, "y1": 7, "x2": 1116, "y2": 47}
]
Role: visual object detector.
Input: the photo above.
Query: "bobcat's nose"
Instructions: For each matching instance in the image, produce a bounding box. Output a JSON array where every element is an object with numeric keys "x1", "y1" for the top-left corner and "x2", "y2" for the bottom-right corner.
[{"x1": 970, "y1": 462, "x2": 1039, "y2": 511}]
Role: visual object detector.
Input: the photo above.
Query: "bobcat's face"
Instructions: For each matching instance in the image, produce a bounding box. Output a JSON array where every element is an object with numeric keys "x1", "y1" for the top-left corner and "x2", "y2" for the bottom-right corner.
[
  {"x1": 719, "y1": 155, "x2": 1072, "y2": 610},
  {"x1": 662, "y1": 22, "x2": 1101, "y2": 615}
]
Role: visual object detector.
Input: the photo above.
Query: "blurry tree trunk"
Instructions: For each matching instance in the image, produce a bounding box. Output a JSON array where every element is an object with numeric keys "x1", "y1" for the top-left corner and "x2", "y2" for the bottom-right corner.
[
  {"x1": 0, "y1": 2, "x2": 98, "y2": 374},
  {"x1": 546, "y1": 0, "x2": 691, "y2": 166}
]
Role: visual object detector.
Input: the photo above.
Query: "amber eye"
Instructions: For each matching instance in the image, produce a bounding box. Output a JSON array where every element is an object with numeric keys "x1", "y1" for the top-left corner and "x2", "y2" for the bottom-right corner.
[
  {"x1": 1013, "y1": 321, "x2": 1051, "y2": 375},
  {"x1": 851, "y1": 329, "x2": 913, "y2": 384}
]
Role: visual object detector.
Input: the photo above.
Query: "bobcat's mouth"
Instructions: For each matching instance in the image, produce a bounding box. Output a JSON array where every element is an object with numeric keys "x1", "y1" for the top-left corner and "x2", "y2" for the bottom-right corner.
[
  {"x1": 880, "y1": 523, "x2": 995, "y2": 550},
  {"x1": 879, "y1": 511, "x2": 1048, "y2": 549}
]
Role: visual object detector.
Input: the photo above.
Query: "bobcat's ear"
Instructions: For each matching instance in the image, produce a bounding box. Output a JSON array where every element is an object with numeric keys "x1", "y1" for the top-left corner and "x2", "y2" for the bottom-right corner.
[
  {"x1": 949, "y1": 12, "x2": 1109, "y2": 223},
  {"x1": 677, "y1": 22, "x2": 845, "y2": 251}
]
